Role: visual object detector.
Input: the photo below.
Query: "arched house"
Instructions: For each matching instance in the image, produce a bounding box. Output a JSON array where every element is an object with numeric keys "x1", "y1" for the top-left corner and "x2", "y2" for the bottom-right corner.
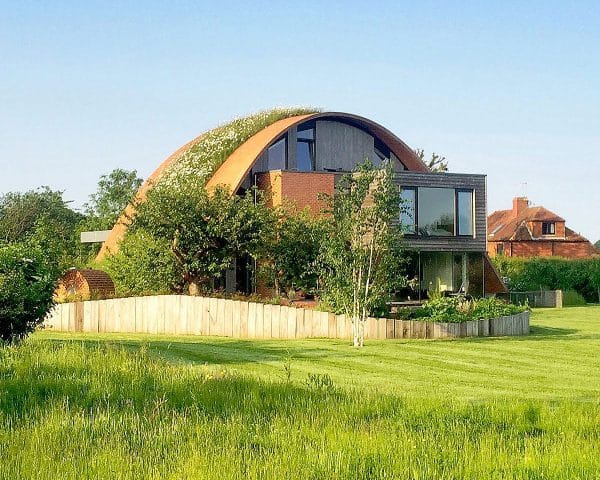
[{"x1": 98, "y1": 109, "x2": 505, "y2": 299}]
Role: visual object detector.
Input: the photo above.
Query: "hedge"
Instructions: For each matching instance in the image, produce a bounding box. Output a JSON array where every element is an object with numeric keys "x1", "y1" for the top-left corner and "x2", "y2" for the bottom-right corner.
[{"x1": 492, "y1": 256, "x2": 600, "y2": 302}]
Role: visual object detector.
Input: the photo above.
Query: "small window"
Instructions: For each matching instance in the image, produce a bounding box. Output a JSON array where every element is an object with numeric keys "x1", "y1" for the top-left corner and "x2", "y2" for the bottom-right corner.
[
  {"x1": 400, "y1": 188, "x2": 416, "y2": 234},
  {"x1": 373, "y1": 138, "x2": 390, "y2": 166},
  {"x1": 267, "y1": 136, "x2": 286, "y2": 170},
  {"x1": 542, "y1": 222, "x2": 555, "y2": 235},
  {"x1": 296, "y1": 124, "x2": 315, "y2": 171},
  {"x1": 457, "y1": 190, "x2": 474, "y2": 236},
  {"x1": 496, "y1": 243, "x2": 504, "y2": 255}
]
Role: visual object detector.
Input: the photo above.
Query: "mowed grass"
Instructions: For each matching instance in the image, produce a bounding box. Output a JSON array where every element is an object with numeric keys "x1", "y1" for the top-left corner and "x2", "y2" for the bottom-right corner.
[
  {"x1": 1, "y1": 307, "x2": 599, "y2": 479},
  {"x1": 39, "y1": 306, "x2": 600, "y2": 401}
]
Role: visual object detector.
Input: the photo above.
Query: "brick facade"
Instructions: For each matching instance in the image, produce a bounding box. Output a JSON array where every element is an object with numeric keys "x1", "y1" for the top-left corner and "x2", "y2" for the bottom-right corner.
[
  {"x1": 257, "y1": 170, "x2": 336, "y2": 213},
  {"x1": 488, "y1": 197, "x2": 598, "y2": 259}
]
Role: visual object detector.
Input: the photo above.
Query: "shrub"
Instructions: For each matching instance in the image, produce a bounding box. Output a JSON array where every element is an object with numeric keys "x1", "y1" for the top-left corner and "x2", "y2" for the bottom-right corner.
[
  {"x1": 394, "y1": 297, "x2": 527, "y2": 323},
  {"x1": 98, "y1": 230, "x2": 180, "y2": 296},
  {"x1": 0, "y1": 244, "x2": 56, "y2": 343},
  {"x1": 562, "y1": 290, "x2": 587, "y2": 307},
  {"x1": 492, "y1": 256, "x2": 600, "y2": 302},
  {"x1": 261, "y1": 205, "x2": 328, "y2": 297}
]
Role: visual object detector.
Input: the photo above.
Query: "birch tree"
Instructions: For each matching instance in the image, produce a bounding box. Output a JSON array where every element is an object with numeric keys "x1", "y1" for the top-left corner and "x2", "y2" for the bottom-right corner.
[{"x1": 319, "y1": 160, "x2": 405, "y2": 347}]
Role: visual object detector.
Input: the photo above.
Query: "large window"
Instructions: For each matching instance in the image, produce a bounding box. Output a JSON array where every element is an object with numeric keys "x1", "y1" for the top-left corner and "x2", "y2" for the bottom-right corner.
[
  {"x1": 296, "y1": 124, "x2": 315, "y2": 171},
  {"x1": 400, "y1": 188, "x2": 416, "y2": 233},
  {"x1": 418, "y1": 187, "x2": 455, "y2": 236},
  {"x1": 400, "y1": 186, "x2": 475, "y2": 237},
  {"x1": 457, "y1": 190, "x2": 474, "y2": 236},
  {"x1": 267, "y1": 136, "x2": 286, "y2": 170}
]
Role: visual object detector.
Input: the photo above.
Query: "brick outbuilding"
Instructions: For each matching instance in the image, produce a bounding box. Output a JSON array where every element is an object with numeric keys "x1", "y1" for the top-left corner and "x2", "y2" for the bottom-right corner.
[{"x1": 54, "y1": 269, "x2": 115, "y2": 302}]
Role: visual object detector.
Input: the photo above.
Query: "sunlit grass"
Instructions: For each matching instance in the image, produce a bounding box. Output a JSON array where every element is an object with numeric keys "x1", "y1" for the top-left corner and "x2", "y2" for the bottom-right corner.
[{"x1": 1, "y1": 306, "x2": 599, "y2": 478}]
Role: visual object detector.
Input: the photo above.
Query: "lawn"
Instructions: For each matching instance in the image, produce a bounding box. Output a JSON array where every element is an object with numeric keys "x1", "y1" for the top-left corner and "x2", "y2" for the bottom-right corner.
[{"x1": 1, "y1": 306, "x2": 599, "y2": 479}]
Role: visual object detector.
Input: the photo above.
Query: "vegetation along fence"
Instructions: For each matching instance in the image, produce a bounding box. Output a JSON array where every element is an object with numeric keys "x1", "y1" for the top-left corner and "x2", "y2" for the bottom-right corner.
[{"x1": 44, "y1": 295, "x2": 530, "y2": 339}]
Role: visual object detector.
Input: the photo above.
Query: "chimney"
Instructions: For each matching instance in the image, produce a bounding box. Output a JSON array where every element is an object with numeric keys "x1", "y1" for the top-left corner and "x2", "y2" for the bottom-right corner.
[{"x1": 512, "y1": 197, "x2": 529, "y2": 216}]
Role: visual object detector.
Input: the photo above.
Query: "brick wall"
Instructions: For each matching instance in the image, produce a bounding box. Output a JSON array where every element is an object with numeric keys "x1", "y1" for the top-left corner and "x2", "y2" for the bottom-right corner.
[
  {"x1": 257, "y1": 170, "x2": 336, "y2": 214},
  {"x1": 512, "y1": 241, "x2": 554, "y2": 257},
  {"x1": 489, "y1": 240, "x2": 597, "y2": 259},
  {"x1": 530, "y1": 221, "x2": 542, "y2": 238},
  {"x1": 553, "y1": 242, "x2": 598, "y2": 258}
]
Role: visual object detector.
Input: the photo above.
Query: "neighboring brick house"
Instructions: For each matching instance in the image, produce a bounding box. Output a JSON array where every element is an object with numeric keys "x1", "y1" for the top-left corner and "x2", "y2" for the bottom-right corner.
[
  {"x1": 99, "y1": 110, "x2": 506, "y2": 298},
  {"x1": 487, "y1": 197, "x2": 599, "y2": 259}
]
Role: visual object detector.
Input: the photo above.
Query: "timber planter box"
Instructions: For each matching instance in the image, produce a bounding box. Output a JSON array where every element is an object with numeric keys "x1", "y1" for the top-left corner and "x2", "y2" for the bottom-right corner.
[{"x1": 383, "y1": 311, "x2": 530, "y2": 340}]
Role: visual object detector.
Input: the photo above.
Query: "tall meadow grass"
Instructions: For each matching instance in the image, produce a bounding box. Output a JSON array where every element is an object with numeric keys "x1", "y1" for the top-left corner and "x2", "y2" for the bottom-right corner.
[{"x1": 1, "y1": 338, "x2": 599, "y2": 479}]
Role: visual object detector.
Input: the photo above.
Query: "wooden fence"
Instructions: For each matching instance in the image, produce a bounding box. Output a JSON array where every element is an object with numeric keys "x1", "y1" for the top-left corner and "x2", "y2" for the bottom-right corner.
[{"x1": 44, "y1": 295, "x2": 529, "y2": 339}]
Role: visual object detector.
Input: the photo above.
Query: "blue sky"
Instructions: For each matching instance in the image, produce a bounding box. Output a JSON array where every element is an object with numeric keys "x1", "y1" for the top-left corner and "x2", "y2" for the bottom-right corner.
[{"x1": 1, "y1": 1, "x2": 599, "y2": 242}]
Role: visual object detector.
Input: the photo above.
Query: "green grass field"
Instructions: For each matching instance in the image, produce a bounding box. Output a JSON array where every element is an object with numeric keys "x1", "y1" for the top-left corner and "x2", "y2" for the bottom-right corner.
[{"x1": 1, "y1": 306, "x2": 600, "y2": 479}]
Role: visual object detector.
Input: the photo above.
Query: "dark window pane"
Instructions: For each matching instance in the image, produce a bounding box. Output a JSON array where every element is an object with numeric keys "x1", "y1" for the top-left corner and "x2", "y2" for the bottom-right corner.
[
  {"x1": 542, "y1": 222, "x2": 555, "y2": 235},
  {"x1": 418, "y1": 187, "x2": 454, "y2": 236},
  {"x1": 421, "y1": 252, "x2": 454, "y2": 294},
  {"x1": 267, "y1": 137, "x2": 286, "y2": 170},
  {"x1": 296, "y1": 141, "x2": 314, "y2": 171},
  {"x1": 297, "y1": 128, "x2": 314, "y2": 140},
  {"x1": 466, "y1": 252, "x2": 484, "y2": 297},
  {"x1": 457, "y1": 190, "x2": 474, "y2": 236},
  {"x1": 400, "y1": 188, "x2": 416, "y2": 233}
]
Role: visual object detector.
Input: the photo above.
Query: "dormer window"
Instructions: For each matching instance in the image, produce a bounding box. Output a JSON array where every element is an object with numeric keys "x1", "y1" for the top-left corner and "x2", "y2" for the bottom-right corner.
[{"x1": 542, "y1": 222, "x2": 555, "y2": 235}]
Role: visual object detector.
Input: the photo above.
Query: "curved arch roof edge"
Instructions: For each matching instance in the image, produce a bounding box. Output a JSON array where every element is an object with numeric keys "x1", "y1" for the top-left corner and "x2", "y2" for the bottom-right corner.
[
  {"x1": 206, "y1": 112, "x2": 429, "y2": 194},
  {"x1": 97, "y1": 111, "x2": 428, "y2": 261}
]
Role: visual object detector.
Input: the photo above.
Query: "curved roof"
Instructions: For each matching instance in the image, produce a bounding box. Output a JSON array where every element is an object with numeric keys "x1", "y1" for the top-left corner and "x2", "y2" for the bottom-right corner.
[
  {"x1": 206, "y1": 112, "x2": 429, "y2": 194},
  {"x1": 55, "y1": 268, "x2": 115, "y2": 301},
  {"x1": 97, "y1": 110, "x2": 429, "y2": 260}
]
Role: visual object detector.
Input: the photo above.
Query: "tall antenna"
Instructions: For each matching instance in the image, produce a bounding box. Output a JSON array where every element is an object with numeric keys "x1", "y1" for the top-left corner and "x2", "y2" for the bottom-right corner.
[{"x1": 518, "y1": 182, "x2": 528, "y2": 197}]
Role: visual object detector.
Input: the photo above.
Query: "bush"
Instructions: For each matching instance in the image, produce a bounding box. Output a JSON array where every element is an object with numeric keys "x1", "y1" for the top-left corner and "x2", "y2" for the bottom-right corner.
[
  {"x1": 492, "y1": 256, "x2": 600, "y2": 302},
  {"x1": 0, "y1": 244, "x2": 56, "y2": 343},
  {"x1": 562, "y1": 290, "x2": 587, "y2": 307},
  {"x1": 98, "y1": 230, "x2": 180, "y2": 296},
  {"x1": 261, "y1": 206, "x2": 328, "y2": 297},
  {"x1": 394, "y1": 296, "x2": 527, "y2": 323}
]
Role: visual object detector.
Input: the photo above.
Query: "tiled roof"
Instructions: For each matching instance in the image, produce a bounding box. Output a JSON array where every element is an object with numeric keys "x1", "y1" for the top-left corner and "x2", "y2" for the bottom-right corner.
[
  {"x1": 488, "y1": 201, "x2": 586, "y2": 243},
  {"x1": 78, "y1": 269, "x2": 115, "y2": 295}
]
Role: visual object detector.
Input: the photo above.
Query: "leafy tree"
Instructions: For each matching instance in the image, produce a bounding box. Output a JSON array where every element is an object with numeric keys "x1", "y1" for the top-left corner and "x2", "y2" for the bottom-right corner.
[
  {"x1": 415, "y1": 148, "x2": 449, "y2": 172},
  {"x1": 132, "y1": 178, "x2": 275, "y2": 295},
  {"x1": 0, "y1": 188, "x2": 84, "y2": 274},
  {"x1": 0, "y1": 244, "x2": 56, "y2": 343},
  {"x1": 99, "y1": 229, "x2": 179, "y2": 296},
  {"x1": 84, "y1": 168, "x2": 143, "y2": 230},
  {"x1": 263, "y1": 205, "x2": 328, "y2": 297},
  {"x1": 319, "y1": 160, "x2": 405, "y2": 347},
  {"x1": 595, "y1": 240, "x2": 600, "y2": 251}
]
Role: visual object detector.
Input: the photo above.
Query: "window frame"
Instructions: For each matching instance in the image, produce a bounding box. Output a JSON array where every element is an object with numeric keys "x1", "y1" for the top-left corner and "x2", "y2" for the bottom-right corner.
[
  {"x1": 296, "y1": 121, "x2": 316, "y2": 171},
  {"x1": 399, "y1": 187, "x2": 417, "y2": 235},
  {"x1": 542, "y1": 222, "x2": 556, "y2": 235},
  {"x1": 266, "y1": 134, "x2": 288, "y2": 171},
  {"x1": 399, "y1": 186, "x2": 476, "y2": 238},
  {"x1": 456, "y1": 188, "x2": 475, "y2": 237}
]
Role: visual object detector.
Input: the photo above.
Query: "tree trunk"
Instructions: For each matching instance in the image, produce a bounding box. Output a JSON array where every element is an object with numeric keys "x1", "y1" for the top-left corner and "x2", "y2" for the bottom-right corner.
[
  {"x1": 188, "y1": 281, "x2": 201, "y2": 296},
  {"x1": 353, "y1": 317, "x2": 360, "y2": 348}
]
